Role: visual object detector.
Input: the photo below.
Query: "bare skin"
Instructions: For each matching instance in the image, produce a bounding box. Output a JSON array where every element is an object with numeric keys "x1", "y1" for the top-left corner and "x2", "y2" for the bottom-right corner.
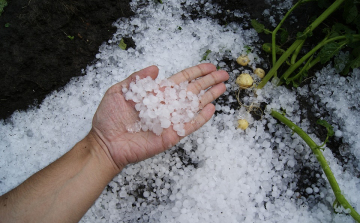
[{"x1": 0, "y1": 63, "x2": 229, "y2": 223}]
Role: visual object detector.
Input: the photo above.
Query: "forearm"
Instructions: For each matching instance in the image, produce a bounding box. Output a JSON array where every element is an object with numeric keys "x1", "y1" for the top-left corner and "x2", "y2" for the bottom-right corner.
[{"x1": 0, "y1": 130, "x2": 121, "y2": 223}]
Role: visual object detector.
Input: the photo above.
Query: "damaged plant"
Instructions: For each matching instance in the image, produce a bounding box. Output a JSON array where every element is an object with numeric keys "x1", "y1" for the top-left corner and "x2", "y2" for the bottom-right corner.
[
  {"x1": 252, "y1": 0, "x2": 360, "y2": 88},
  {"x1": 271, "y1": 110, "x2": 360, "y2": 222}
]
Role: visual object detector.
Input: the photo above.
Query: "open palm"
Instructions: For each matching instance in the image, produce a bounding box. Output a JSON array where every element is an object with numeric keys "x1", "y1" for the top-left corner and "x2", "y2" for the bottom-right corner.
[{"x1": 90, "y1": 63, "x2": 229, "y2": 170}]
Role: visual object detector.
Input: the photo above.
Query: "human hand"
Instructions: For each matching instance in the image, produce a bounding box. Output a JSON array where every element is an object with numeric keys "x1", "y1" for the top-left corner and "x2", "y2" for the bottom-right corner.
[{"x1": 89, "y1": 63, "x2": 229, "y2": 171}]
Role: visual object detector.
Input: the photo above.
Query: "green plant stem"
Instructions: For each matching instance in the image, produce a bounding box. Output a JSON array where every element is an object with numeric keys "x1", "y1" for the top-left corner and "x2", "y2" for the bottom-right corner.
[
  {"x1": 281, "y1": 35, "x2": 360, "y2": 83},
  {"x1": 257, "y1": 0, "x2": 346, "y2": 89},
  {"x1": 258, "y1": 40, "x2": 304, "y2": 89},
  {"x1": 307, "y1": 56, "x2": 321, "y2": 70},
  {"x1": 271, "y1": 110, "x2": 360, "y2": 222},
  {"x1": 271, "y1": 0, "x2": 306, "y2": 77},
  {"x1": 286, "y1": 56, "x2": 313, "y2": 84},
  {"x1": 291, "y1": 40, "x2": 305, "y2": 64},
  {"x1": 272, "y1": 32, "x2": 277, "y2": 78},
  {"x1": 286, "y1": 56, "x2": 320, "y2": 83}
]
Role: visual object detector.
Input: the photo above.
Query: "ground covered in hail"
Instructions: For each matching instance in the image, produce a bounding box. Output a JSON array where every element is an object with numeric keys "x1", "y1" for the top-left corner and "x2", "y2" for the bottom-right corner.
[{"x1": 0, "y1": 0, "x2": 359, "y2": 222}]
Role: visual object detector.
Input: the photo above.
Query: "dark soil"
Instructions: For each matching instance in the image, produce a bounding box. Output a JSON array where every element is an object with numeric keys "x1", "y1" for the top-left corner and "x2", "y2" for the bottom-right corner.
[
  {"x1": 0, "y1": 0, "x2": 134, "y2": 120},
  {"x1": 0, "y1": 0, "x2": 323, "y2": 121}
]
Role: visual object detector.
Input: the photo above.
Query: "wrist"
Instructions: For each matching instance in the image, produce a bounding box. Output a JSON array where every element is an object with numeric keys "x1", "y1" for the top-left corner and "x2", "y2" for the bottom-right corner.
[{"x1": 84, "y1": 129, "x2": 123, "y2": 175}]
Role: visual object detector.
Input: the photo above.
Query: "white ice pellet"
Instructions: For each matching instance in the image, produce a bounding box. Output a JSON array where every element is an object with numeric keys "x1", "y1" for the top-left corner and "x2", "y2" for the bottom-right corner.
[
  {"x1": 143, "y1": 191, "x2": 150, "y2": 198},
  {"x1": 335, "y1": 130, "x2": 342, "y2": 137},
  {"x1": 162, "y1": 188, "x2": 169, "y2": 195},
  {"x1": 306, "y1": 187, "x2": 313, "y2": 194},
  {"x1": 124, "y1": 76, "x2": 202, "y2": 136}
]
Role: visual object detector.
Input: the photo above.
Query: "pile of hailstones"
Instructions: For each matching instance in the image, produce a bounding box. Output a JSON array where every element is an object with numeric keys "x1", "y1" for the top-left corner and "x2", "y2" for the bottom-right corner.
[{"x1": 122, "y1": 76, "x2": 204, "y2": 136}]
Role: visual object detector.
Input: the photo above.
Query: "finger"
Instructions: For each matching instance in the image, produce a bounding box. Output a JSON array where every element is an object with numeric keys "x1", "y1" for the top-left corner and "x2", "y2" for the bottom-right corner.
[
  {"x1": 134, "y1": 65, "x2": 159, "y2": 80},
  {"x1": 198, "y1": 83, "x2": 226, "y2": 109},
  {"x1": 183, "y1": 103, "x2": 215, "y2": 136},
  {"x1": 121, "y1": 65, "x2": 159, "y2": 87},
  {"x1": 187, "y1": 70, "x2": 229, "y2": 94},
  {"x1": 169, "y1": 63, "x2": 217, "y2": 84}
]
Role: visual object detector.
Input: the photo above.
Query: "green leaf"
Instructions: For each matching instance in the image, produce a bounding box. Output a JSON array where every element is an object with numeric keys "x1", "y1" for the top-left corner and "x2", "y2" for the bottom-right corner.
[
  {"x1": 317, "y1": 0, "x2": 331, "y2": 8},
  {"x1": 316, "y1": 119, "x2": 334, "y2": 149},
  {"x1": 341, "y1": 63, "x2": 351, "y2": 76},
  {"x1": 350, "y1": 54, "x2": 360, "y2": 69},
  {"x1": 342, "y1": 54, "x2": 360, "y2": 75},
  {"x1": 346, "y1": 6, "x2": 358, "y2": 24},
  {"x1": 296, "y1": 30, "x2": 313, "y2": 40},
  {"x1": 343, "y1": 0, "x2": 358, "y2": 24},
  {"x1": 201, "y1": 49, "x2": 212, "y2": 61},
  {"x1": 156, "y1": 0, "x2": 163, "y2": 3},
  {"x1": 353, "y1": 16, "x2": 360, "y2": 32},
  {"x1": 322, "y1": 27, "x2": 331, "y2": 35},
  {"x1": 118, "y1": 38, "x2": 127, "y2": 50},
  {"x1": 279, "y1": 28, "x2": 289, "y2": 44},
  {"x1": 0, "y1": 0, "x2": 7, "y2": 16},
  {"x1": 264, "y1": 29, "x2": 272, "y2": 35},
  {"x1": 352, "y1": 46, "x2": 360, "y2": 58},
  {"x1": 67, "y1": 36, "x2": 74, "y2": 40},
  {"x1": 328, "y1": 31, "x2": 340, "y2": 39},
  {"x1": 178, "y1": 26, "x2": 182, "y2": 30},
  {"x1": 340, "y1": 47, "x2": 360, "y2": 75},
  {"x1": 262, "y1": 43, "x2": 271, "y2": 53},
  {"x1": 4, "y1": 22, "x2": 10, "y2": 27},
  {"x1": 334, "y1": 52, "x2": 350, "y2": 73},
  {"x1": 280, "y1": 108, "x2": 287, "y2": 116},
  {"x1": 291, "y1": 81, "x2": 300, "y2": 88},
  {"x1": 317, "y1": 119, "x2": 334, "y2": 138},
  {"x1": 331, "y1": 23, "x2": 355, "y2": 43},
  {"x1": 262, "y1": 43, "x2": 285, "y2": 55},
  {"x1": 251, "y1": 20, "x2": 265, "y2": 33},
  {"x1": 319, "y1": 42, "x2": 342, "y2": 64},
  {"x1": 333, "y1": 199, "x2": 342, "y2": 213},
  {"x1": 332, "y1": 23, "x2": 355, "y2": 35},
  {"x1": 244, "y1": 45, "x2": 252, "y2": 54}
]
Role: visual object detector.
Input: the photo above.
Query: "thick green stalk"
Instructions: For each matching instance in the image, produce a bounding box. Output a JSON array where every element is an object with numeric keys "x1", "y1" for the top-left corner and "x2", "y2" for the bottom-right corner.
[
  {"x1": 271, "y1": 110, "x2": 360, "y2": 222},
  {"x1": 286, "y1": 56, "x2": 314, "y2": 84},
  {"x1": 286, "y1": 56, "x2": 320, "y2": 84},
  {"x1": 257, "y1": 0, "x2": 346, "y2": 89},
  {"x1": 271, "y1": 33, "x2": 277, "y2": 78},
  {"x1": 271, "y1": 0, "x2": 306, "y2": 76},
  {"x1": 307, "y1": 0, "x2": 345, "y2": 31},
  {"x1": 281, "y1": 35, "x2": 360, "y2": 82},
  {"x1": 257, "y1": 40, "x2": 303, "y2": 89}
]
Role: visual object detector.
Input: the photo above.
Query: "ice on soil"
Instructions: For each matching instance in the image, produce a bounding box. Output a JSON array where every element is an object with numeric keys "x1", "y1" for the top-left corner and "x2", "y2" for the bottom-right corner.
[{"x1": 0, "y1": 0, "x2": 359, "y2": 223}]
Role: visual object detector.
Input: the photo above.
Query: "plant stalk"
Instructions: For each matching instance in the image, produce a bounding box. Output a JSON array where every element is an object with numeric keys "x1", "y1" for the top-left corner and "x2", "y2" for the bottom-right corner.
[
  {"x1": 271, "y1": 110, "x2": 360, "y2": 222},
  {"x1": 286, "y1": 56, "x2": 313, "y2": 85},
  {"x1": 271, "y1": 0, "x2": 306, "y2": 76},
  {"x1": 307, "y1": 56, "x2": 321, "y2": 70},
  {"x1": 258, "y1": 40, "x2": 303, "y2": 88},
  {"x1": 257, "y1": 0, "x2": 346, "y2": 89},
  {"x1": 291, "y1": 40, "x2": 305, "y2": 64},
  {"x1": 281, "y1": 35, "x2": 360, "y2": 82}
]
